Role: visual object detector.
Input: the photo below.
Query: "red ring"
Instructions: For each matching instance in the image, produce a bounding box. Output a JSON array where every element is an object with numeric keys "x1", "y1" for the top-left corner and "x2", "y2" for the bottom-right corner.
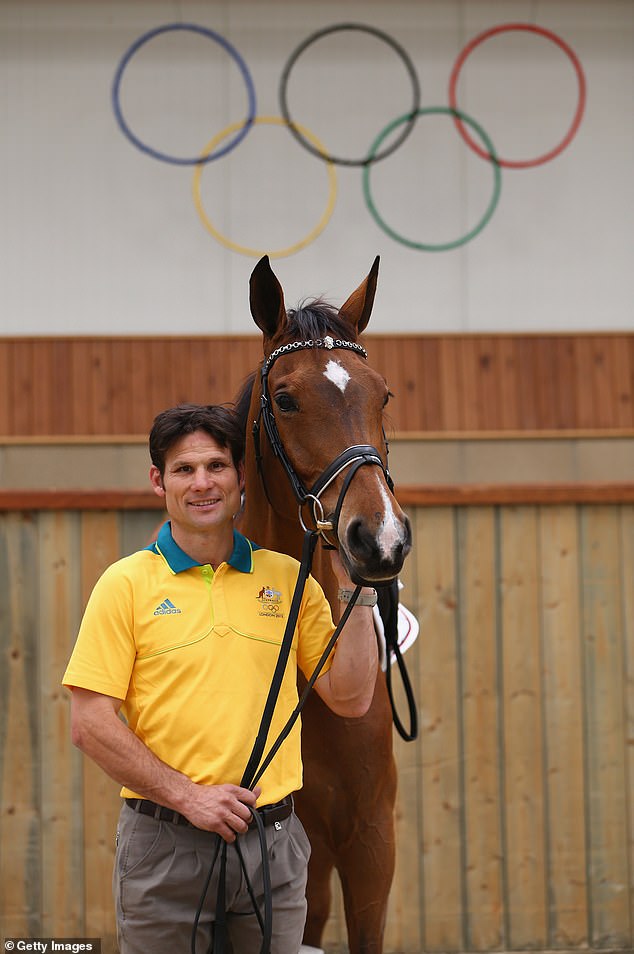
[{"x1": 448, "y1": 22, "x2": 586, "y2": 169}]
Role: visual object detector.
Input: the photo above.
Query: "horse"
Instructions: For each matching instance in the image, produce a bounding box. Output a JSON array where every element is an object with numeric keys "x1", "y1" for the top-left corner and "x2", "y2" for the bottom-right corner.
[{"x1": 235, "y1": 255, "x2": 412, "y2": 954}]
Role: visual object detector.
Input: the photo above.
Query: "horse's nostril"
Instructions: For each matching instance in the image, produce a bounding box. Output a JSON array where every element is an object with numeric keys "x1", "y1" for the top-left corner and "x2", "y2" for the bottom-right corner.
[
  {"x1": 346, "y1": 518, "x2": 377, "y2": 562},
  {"x1": 403, "y1": 514, "x2": 413, "y2": 551}
]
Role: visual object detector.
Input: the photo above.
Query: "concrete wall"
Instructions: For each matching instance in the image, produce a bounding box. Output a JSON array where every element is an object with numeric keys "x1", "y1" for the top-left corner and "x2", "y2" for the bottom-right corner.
[{"x1": 1, "y1": 0, "x2": 632, "y2": 335}]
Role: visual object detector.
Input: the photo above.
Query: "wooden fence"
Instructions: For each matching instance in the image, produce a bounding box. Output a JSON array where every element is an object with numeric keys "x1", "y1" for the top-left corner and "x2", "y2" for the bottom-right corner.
[
  {"x1": 1, "y1": 333, "x2": 633, "y2": 437},
  {"x1": 1, "y1": 500, "x2": 632, "y2": 953}
]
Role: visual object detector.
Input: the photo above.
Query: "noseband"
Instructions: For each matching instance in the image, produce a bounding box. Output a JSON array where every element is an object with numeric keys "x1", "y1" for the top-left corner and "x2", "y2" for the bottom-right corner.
[{"x1": 252, "y1": 335, "x2": 395, "y2": 541}]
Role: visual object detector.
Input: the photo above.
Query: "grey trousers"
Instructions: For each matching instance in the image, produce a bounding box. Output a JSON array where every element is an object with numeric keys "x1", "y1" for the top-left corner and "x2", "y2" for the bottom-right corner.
[{"x1": 113, "y1": 802, "x2": 310, "y2": 954}]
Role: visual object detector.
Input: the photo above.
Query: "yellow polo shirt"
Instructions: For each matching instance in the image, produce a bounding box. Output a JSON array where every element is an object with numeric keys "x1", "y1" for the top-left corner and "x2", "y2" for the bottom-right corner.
[{"x1": 62, "y1": 522, "x2": 336, "y2": 805}]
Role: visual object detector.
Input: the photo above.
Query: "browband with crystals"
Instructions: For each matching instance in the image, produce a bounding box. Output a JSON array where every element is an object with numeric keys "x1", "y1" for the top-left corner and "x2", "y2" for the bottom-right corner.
[{"x1": 262, "y1": 336, "x2": 367, "y2": 377}]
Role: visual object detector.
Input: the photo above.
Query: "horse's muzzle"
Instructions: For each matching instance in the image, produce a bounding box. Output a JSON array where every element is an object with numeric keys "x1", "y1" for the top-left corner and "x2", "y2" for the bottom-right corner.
[{"x1": 341, "y1": 512, "x2": 412, "y2": 585}]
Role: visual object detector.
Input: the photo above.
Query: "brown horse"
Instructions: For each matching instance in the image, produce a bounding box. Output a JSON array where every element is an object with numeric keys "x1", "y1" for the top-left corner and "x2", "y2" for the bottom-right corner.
[{"x1": 236, "y1": 255, "x2": 412, "y2": 954}]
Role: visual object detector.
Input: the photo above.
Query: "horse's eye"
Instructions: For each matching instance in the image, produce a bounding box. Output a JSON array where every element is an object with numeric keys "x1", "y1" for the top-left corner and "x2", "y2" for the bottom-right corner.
[
  {"x1": 383, "y1": 390, "x2": 394, "y2": 408},
  {"x1": 275, "y1": 393, "x2": 298, "y2": 413}
]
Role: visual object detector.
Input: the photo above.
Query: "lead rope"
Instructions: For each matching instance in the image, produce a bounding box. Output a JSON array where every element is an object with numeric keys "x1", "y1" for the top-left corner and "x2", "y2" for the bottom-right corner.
[{"x1": 191, "y1": 530, "x2": 361, "y2": 954}]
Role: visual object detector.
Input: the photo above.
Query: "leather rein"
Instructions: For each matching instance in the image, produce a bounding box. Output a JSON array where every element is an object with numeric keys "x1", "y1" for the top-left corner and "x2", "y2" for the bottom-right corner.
[{"x1": 192, "y1": 335, "x2": 418, "y2": 954}]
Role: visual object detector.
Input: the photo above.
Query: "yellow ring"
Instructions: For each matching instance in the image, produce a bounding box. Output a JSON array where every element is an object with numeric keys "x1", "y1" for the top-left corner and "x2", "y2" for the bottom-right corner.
[{"x1": 192, "y1": 115, "x2": 338, "y2": 258}]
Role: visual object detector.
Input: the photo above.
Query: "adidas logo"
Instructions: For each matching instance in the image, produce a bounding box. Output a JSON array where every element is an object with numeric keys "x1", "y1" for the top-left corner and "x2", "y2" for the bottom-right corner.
[{"x1": 153, "y1": 598, "x2": 182, "y2": 616}]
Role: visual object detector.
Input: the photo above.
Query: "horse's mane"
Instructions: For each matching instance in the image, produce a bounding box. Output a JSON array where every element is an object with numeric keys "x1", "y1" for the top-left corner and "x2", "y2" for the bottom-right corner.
[
  {"x1": 234, "y1": 298, "x2": 357, "y2": 437},
  {"x1": 235, "y1": 371, "x2": 257, "y2": 437},
  {"x1": 285, "y1": 298, "x2": 356, "y2": 343}
]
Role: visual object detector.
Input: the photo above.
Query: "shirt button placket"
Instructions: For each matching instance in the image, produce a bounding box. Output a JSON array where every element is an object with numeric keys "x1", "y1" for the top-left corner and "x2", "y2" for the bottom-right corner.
[{"x1": 201, "y1": 564, "x2": 215, "y2": 628}]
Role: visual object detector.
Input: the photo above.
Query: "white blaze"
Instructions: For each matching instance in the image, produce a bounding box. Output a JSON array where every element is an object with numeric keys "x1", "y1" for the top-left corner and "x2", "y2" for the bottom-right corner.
[
  {"x1": 377, "y1": 479, "x2": 404, "y2": 556},
  {"x1": 323, "y1": 359, "x2": 350, "y2": 393}
]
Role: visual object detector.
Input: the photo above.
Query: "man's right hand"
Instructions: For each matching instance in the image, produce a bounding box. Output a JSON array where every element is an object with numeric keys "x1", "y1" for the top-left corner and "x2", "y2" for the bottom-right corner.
[{"x1": 183, "y1": 783, "x2": 262, "y2": 842}]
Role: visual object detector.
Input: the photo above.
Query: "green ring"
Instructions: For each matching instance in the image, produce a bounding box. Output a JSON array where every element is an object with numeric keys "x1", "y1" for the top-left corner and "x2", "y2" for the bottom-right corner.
[{"x1": 362, "y1": 106, "x2": 502, "y2": 252}]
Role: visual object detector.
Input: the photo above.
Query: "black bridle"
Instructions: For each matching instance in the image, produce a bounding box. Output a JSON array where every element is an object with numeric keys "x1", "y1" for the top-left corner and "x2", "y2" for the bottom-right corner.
[
  {"x1": 252, "y1": 333, "x2": 419, "y2": 744},
  {"x1": 252, "y1": 335, "x2": 395, "y2": 541}
]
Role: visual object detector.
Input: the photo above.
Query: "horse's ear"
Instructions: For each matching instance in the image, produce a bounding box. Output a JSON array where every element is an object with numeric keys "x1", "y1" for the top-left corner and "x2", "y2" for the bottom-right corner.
[
  {"x1": 338, "y1": 256, "x2": 380, "y2": 334},
  {"x1": 249, "y1": 255, "x2": 287, "y2": 340}
]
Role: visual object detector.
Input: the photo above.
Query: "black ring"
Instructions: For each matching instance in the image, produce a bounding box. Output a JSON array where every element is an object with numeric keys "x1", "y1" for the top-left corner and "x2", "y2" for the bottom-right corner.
[{"x1": 279, "y1": 23, "x2": 421, "y2": 168}]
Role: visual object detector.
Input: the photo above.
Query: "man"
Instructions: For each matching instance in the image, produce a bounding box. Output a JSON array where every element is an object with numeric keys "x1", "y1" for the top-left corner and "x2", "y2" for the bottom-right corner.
[{"x1": 63, "y1": 403, "x2": 379, "y2": 954}]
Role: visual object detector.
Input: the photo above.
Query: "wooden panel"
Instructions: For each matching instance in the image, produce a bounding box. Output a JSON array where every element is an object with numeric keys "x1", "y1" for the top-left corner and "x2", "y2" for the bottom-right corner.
[
  {"x1": 108, "y1": 340, "x2": 137, "y2": 435},
  {"x1": 2, "y1": 484, "x2": 634, "y2": 513},
  {"x1": 120, "y1": 509, "x2": 168, "y2": 558},
  {"x1": 123, "y1": 339, "x2": 152, "y2": 435},
  {"x1": 146, "y1": 339, "x2": 177, "y2": 421},
  {"x1": 32, "y1": 341, "x2": 54, "y2": 435},
  {"x1": 180, "y1": 338, "x2": 221, "y2": 406},
  {"x1": 416, "y1": 507, "x2": 463, "y2": 950},
  {"x1": 580, "y1": 506, "x2": 631, "y2": 947},
  {"x1": 228, "y1": 337, "x2": 264, "y2": 400},
  {"x1": 592, "y1": 339, "x2": 616, "y2": 429},
  {"x1": 437, "y1": 336, "x2": 464, "y2": 431},
  {"x1": 476, "y1": 336, "x2": 502, "y2": 431},
  {"x1": 499, "y1": 506, "x2": 547, "y2": 948},
  {"x1": 554, "y1": 337, "x2": 578, "y2": 429},
  {"x1": 0, "y1": 344, "x2": 10, "y2": 434},
  {"x1": 534, "y1": 337, "x2": 560, "y2": 431},
  {"x1": 398, "y1": 338, "x2": 425, "y2": 431},
  {"x1": 459, "y1": 337, "x2": 482, "y2": 431},
  {"x1": 495, "y1": 337, "x2": 522, "y2": 431},
  {"x1": 367, "y1": 336, "x2": 410, "y2": 427},
  {"x1": 38, "y1": 511, "x2": 84, "y2": 934},
  {"x1": 622, "y1": 505, "x2": 634, "y2": 938},
  {"x1": 70, "y1": 340, "x2": 93, "y2": 435},
  {"x1": 515, "y1": 338, "x2": 541, "y2": 430},
  {"x1": 1, "y1": 503, "x2": 633, "y2": 953},
  {"x1": 0, "y1": 513, "x2": 42, "y2": 935},
  {"x1": 52, "y1": 340, "x2": 74, "y2": 435},
  {"x1": 611, "y1": 337, "x2": 634, "y2": 428},
  {"x1": 90, "y1": 342, "x2": 114, "y2": 445},
  {"x1": 0, "y1": 491, "x2": 166, "y2": 511},
  {"x1": 80, "y1": 513, "x2": 122, "y2": 947},
  {"x1": 1, "y1": 334, "x2": 634, "y2": 437},
  {"x1": 11, "y1": 340, "x2": 35, "y2": 434},
  {"x1": 574, "y1": 338, "x2": 601, "y2": 431},
  {"x1": 539, "y1": 506, "x2": 587, "y2": 946},
  {"x1": 396, "y1": 484, "x2": 634, "y2": 506},
  {"x1": 458, "y1": 506, "x2": 504, "y2": 950},
  {"x1": 417, "y1": 337, "x2": 443, "y2": 432}
]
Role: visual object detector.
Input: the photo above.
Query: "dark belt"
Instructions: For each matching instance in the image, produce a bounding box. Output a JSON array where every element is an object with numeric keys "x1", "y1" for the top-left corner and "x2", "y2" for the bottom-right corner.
[{"x1": 124, "y1": 794, "x2": 293, "y2": 830}]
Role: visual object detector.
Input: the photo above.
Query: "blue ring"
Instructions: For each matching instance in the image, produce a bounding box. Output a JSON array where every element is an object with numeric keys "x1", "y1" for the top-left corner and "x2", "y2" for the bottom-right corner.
[{"x1": 111, "y1": 22, "x2": 257, "y2": 166}]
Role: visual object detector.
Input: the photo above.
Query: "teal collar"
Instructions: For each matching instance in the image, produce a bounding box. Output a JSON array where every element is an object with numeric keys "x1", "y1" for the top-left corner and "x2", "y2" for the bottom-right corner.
[{"x1": 147, "y1": 521, "x2": 257, "y2": 574}]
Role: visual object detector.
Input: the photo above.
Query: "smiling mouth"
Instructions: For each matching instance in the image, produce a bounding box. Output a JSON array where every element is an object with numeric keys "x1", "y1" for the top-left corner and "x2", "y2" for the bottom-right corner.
[{"x1": 189, "y1": 498, "x2": 221, "y2": 508}]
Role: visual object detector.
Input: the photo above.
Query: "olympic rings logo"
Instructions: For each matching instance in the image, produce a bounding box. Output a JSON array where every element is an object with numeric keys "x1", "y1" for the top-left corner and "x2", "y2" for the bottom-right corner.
[{"x1": 111, "y1": 21, "x2": 586, "y2": 256}]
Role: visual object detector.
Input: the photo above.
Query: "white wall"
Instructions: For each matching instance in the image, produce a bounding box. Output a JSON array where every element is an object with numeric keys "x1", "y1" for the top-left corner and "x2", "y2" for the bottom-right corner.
[{"x1": 1, "y1": 0, "x2": 632, "y2": 334}]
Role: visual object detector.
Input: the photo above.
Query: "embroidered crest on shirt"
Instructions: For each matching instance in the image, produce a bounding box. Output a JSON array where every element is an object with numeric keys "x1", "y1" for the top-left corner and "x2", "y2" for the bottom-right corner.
[{"x1": 256, "y1": 585, "x2": 283, "y2": 618}]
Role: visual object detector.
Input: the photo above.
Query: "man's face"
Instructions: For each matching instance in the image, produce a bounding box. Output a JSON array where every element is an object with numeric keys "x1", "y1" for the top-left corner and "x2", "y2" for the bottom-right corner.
[{"x1": 149, "y1": 430, "x2": 244, "y2": 536}]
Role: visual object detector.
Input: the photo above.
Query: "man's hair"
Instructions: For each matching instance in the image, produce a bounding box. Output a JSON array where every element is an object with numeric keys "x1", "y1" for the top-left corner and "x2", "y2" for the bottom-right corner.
[{"x1": 149, "y1": 404, "x2": 244, "y2": 476}]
